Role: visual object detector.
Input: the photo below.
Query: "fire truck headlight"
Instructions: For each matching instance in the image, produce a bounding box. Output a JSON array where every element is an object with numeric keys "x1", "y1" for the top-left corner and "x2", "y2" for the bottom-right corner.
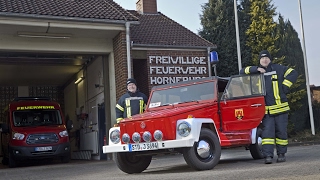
[
  {"x1": 110, "y1": 129, "x2": 120, "y2": 144},
  {"x1": 132, "y1": 132, "x2": 141, "y2": 143},
  {"x1": 13, "y1": 132, "x2": 25, "y2": 140},
  {"x1": 142, "y1": 131, "x2": 152, "y2": 142},
  {"x1": 153, "y1": 130, "x2": 163, "y2": 141},
  {"x1": 59, "y1": 130, "x2": 69, "y2": 137},
  {"x1": 122, "y1": 133, "x2": 130, "y2": 144},
  {"x1": 177, "y1": 122, "x2": 191, "y2": 137}
]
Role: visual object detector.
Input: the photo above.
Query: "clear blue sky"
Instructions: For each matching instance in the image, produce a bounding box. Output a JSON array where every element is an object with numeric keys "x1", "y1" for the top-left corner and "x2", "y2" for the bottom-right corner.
[{"x1": 114, "y1": 0, "x2": 320, "y2": 86}]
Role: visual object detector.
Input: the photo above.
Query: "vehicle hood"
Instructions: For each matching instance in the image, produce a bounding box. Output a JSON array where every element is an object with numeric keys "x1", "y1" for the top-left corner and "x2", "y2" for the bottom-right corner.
[{"x1": 13, "y1": 125, "x2": 66, "y2": 134}]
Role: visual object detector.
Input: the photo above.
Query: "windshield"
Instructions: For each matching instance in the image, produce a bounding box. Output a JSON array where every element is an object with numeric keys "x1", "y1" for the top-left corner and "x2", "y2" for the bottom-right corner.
[
  {"x1": 148, "y1": 81, "x2": 215, "y2": 108},
  {"x1": 13, "y1": 110, "x2": 62, "y2": 127}
]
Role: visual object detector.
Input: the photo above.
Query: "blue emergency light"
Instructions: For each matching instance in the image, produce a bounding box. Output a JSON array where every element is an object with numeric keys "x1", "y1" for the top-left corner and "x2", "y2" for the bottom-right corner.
[{"x1": 210, "y1": 51, "x2": 219, "y2": 64}]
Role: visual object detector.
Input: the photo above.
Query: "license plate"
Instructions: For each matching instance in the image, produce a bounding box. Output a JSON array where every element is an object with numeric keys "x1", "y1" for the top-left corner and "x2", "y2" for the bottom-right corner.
[
  {"x1": 129, "y1": 142, "x2": 158, "y2": 152},
  {"x1": 35, "y1": 146, "x2": 52, "y2": 151}
]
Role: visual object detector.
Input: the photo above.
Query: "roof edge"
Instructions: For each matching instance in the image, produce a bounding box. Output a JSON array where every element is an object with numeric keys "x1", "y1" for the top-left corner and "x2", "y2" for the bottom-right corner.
[
  {"x1": 0, "y1": 12, "x2": 140, "y2": 25},
  {"x1": 132, "y1": 43, "x2": 217, "y2": 51}
]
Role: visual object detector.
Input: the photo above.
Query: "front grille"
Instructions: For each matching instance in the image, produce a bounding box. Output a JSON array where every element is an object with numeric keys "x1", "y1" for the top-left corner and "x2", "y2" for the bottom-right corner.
[
  {"x1": 31, "y1": 151, "x2": 55, "y2": 155},
  {"x1": 26, "y1": 133, "x2": 59, "y2": 144}
]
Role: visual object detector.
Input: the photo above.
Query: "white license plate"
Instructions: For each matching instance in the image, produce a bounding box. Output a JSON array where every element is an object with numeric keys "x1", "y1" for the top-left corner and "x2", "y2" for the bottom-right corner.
[
  {"x1": 129, "y1": 142, "x2": 158, "y2": 152},
  {"x1": 35, "y1": 146, "x2": 52, "y2": 151}
]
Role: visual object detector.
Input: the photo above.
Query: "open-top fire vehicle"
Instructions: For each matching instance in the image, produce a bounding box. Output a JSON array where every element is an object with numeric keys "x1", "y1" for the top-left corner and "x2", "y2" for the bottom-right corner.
[{"x1": 103, "y1": 73, "x2": 266, "y2": 174}]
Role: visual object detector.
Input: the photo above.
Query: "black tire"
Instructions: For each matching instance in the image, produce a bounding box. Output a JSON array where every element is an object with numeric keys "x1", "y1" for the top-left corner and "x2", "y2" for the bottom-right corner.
[
  {"x1": 183, "y1": 128, "x2": 221, "y2": 170},
  {"x1": 114, "y1": 152, "x2": 152, "y2": 174},
  {"x1": 61, "y1": 155, "x2": 70, "y2": 163},
  {"x1": 249, "y1": 127, "x2": 264, "y2": 159},
  {"x1": 8, "y1": 153, "x2": 17, "y2": 168},
  {"x1": 2, "y1": 156, "x2": 8, "y2": 165},
  {"x1": 1, "y1": 145, "x2": 8, "y2": 165}
]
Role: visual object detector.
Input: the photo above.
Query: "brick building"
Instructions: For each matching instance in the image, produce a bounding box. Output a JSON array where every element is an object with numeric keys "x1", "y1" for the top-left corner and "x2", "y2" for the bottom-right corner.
[
  {"x1": 0, "y1": 0, "x2": 215, "y2": 160},
  {"x1": 115, "y1": 0, "x2": 216, "y2": 99}
]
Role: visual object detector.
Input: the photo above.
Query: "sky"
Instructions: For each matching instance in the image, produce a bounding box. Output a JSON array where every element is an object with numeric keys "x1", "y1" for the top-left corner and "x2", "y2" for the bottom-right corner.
[{"x1": 113, "y1": 0, "x2": 320, "y2": 86}]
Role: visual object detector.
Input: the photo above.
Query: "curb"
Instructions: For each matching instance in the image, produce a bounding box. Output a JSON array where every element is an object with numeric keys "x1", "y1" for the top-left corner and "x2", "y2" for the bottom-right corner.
[{"x1": 288, "y1": 141, "x2": 320, "y2": 147}]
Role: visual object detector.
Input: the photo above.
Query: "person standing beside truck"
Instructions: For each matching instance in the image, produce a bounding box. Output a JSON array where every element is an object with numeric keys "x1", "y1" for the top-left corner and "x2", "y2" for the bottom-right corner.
[
  {"x1": 115, "y1": 78, "x2": 148, "y2": 126},
  {"x1": 240, "y1": 50, "x2": 298, "y2": 164}
]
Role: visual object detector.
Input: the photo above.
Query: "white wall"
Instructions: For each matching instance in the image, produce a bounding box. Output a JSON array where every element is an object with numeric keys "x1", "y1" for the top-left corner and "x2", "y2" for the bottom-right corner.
[
  {"x1": 108, "y1": 52, "x2": 117, "y2": 126},
  {"x1": 0, "y1": 34, "x2": 114, "y2": 54},
  {"x1": 80, "y1": 57, "x2": 105, "y2": 158},
  {"x1": 63, "y1": 79, "x2": 77, "y2": 152}
]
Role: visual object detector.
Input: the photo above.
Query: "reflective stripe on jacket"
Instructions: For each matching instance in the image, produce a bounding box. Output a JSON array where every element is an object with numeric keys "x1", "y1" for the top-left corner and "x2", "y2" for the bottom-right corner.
[
  {"x1": 116, "y1": 91, "x2": 148, "y2": 123},
  {"x1": 240, "y1": 63, "x2": 298, "y2": 115}
]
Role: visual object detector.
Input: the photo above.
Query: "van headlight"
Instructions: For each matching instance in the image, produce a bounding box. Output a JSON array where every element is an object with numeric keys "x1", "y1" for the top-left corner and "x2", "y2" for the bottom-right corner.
[
  {"x1": 110, "y1": 129, "x2": 120, "y2": 144},
  {"x1": 59, "y1": 130, "x2": 69, "y2": 137},
  {"x1": 177, "y1": 122, "x2": 191, "y2": 137},
  {"x1": 13, "y1": 132, "x2": 25, "y2": 140}
]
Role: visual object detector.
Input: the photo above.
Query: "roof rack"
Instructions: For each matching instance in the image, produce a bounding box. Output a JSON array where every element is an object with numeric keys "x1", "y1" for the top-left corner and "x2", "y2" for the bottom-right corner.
[{"x1": 13, "y1": 97, "x2": 51, "y2": 101}]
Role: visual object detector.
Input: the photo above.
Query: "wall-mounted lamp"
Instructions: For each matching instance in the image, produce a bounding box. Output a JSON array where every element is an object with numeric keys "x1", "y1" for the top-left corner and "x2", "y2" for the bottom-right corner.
[
  {"x1": 75, "y1": 77, "x2": 84, "y2": 84},
  {"x1": 17, "y1": 31, "x2": 72, "y2": 39},
  {"x1": 95, "y1": 84, "x2": 104, "y2": 88}
]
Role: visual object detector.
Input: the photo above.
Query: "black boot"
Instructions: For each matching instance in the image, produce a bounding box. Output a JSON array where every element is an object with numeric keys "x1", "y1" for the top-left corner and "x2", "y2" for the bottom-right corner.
[
  {"x1": 277, "y1": 154, "x2": 286, "y2": 163},
  {"x1": 265, "y1": 156, "x2": 273, "y2": 164}
]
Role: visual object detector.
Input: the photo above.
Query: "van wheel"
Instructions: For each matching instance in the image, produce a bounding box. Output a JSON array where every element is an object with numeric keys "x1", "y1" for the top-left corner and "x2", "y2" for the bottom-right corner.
[
  {"x1": 115, "y1": 152, "x2": 152, "y2": 174},
  {"x1": 183, "y1": 128, "x2": 221, "y2": 170},
  {"x1": 1, "y1": 146, "x2": 8, "y2": 165},
  {"x1": 249, "y1": 127, "x2": 264, "y2": 159},
  {"x1": 61, "y1": 155, "x2": 70, "y2": 163},
  {"x1": 8, "y1": 153, "x2": 17, "y2": 168},
  {"x1": 2, "y1": 156, "x2": 8, "y2": 165}
]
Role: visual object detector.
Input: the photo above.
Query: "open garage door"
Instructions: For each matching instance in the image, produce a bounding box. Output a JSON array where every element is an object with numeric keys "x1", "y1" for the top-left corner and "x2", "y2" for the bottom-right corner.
[
  {"x1": 0, "y1": 52, "x2": 93, "y2": 86},
  {"x1": 0, "y1": 52, "x2": 93, "y2": 120}
]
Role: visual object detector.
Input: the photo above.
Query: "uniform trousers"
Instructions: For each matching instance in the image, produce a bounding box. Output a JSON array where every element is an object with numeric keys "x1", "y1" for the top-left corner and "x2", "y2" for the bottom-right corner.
[{"x1": 262, "y1": 113, "x2": 288, "y2": 158}]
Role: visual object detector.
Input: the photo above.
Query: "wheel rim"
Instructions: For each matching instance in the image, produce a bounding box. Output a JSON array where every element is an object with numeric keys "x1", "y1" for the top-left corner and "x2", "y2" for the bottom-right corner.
[
  {"x1": 257, "y1": 136, "x2": 262, "y2": 151},
  {"x1": 196, "y1": 140, "x2": 212, "y2": 159}
]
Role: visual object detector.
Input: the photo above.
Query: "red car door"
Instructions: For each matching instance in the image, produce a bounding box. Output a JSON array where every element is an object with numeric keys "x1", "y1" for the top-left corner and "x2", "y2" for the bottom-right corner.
[{"x1": 220, "y1": 74, "x2": 266, "y2": 131}]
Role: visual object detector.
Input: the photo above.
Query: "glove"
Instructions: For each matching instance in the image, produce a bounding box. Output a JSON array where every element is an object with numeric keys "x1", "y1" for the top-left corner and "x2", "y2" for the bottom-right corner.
[{"x1": 113, "y1": 123, "x2": 119, "y2": 127}]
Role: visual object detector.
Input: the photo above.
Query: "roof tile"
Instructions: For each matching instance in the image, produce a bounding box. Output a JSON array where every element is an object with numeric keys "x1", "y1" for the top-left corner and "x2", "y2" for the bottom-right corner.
[
  {"x1": 0, "y1": 1, "x2": 214, "y2": 48},
  {"x1": 129, "y1": 11, "x2": 215, "y2": 48},
  {"x1": 0, "y1": 0, "x2": 138, "y2": 21}
]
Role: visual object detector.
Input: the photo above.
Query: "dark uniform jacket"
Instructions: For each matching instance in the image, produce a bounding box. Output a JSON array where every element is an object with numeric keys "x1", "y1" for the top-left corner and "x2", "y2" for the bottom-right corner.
[
  {"x1": 116, "y1": 90, "x2": 148, "y2": 123},
  {"x1": 240, "y1": 63, "x2": 298, "y2": 115}
]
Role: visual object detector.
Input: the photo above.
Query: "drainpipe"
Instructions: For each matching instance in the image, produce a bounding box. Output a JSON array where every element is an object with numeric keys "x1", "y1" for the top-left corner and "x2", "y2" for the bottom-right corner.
[
  {"x1": 125, "y1": 22, "x2": 132, "y2": 78},
  {"x1": 207, "y1": 47, "x2": 212, "y2": 77}
]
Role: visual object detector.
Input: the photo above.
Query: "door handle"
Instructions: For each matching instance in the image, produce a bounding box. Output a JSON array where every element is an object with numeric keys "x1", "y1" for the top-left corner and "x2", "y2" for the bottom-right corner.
[{"x1": 251, "y1": 104, "x2": 262, "y2": 107}]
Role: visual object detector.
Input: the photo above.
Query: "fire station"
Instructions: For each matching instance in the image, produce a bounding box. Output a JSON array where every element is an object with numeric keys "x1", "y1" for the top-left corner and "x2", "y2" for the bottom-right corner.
[{"x1": 0, "y1": 0, "x2": 215, "y2": 160}]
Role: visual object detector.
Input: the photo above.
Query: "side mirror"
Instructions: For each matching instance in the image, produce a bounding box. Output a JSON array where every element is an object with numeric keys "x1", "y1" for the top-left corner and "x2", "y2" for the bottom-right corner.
[
  {"x1": 0, "y1": 123, "x2": 9, "y2": 133},
  {"x1": 66, "y1": 120, "x2": 73, "y2": 131}
]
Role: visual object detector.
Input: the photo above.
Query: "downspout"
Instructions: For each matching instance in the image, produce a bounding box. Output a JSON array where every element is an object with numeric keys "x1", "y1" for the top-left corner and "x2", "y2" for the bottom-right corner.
[
  {"x1": 126, "y1": 22, "x2": 132, "y2": 78},
  {"x1": 207, "y1": 47, "x2": 212, "y2": 77}
]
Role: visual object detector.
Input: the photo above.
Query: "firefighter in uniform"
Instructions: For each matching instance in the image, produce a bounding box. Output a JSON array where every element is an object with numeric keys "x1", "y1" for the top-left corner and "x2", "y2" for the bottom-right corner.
[
  {"x1": 240, "y1": 50, "x2": 298, "y2": 164},
  {"x1": 115, "y1": 78, "x2": 148, "y2": 126}
]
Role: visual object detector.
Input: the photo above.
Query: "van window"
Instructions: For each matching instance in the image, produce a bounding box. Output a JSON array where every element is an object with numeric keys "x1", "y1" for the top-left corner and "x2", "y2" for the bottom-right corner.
[{"x1": 13, "y1": 110, "x2": 62, "y2": 127}]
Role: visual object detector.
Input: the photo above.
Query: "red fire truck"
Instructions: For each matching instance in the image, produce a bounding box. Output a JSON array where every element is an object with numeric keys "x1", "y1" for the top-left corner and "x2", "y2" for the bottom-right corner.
[
  {"x1": 103, "y1": 73, "x2": 266, "y2": 174},
  {"x1": 0, "y1": 97, "x2": 73, "y2": 168}
]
